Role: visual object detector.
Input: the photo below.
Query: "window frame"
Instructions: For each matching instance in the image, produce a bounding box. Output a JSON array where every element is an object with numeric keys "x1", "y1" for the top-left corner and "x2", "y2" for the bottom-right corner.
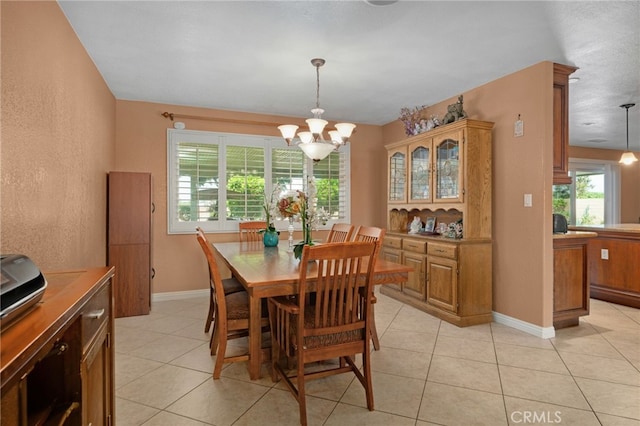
[
  {"x1": 564, "y1": 158, "x2": 621, "y2": 225},
  {"x1": 167, "y1": 129, "x2": 351, "y2": 234}
]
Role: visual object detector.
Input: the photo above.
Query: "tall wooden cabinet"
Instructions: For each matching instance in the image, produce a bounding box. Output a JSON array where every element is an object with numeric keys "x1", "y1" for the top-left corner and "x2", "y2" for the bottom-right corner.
[
  {"x1": 381, "y1": 119, "x2": 493, "y2": 326},
  {"x1": 108, "y1": 172, "x2": 153, "y2": 318},
  {"x1": 553, "y1": 63, "x2": 578, "y2": 185},
  {"x1": 1, "y1": 267, "x2": 115, "y2": 426}
]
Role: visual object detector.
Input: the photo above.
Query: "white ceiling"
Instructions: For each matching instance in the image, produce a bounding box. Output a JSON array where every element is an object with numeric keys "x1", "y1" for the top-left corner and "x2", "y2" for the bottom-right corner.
[{"x1": 58, "y1": 0, "x2": 639, "y2": 151}]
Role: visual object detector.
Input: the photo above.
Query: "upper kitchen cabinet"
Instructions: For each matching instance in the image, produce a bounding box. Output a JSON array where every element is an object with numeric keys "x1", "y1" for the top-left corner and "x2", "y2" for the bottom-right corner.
[{"x1": 553, "y1": 63, "x2": 578, "y2": 185}]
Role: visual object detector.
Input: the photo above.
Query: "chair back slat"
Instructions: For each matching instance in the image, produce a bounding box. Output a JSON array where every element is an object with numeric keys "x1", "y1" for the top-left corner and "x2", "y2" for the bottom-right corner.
[
  {"x1": 353, "y1": 226, "x2": 386, "y2": 258},
  {"x1": 239, "y1": 221, "x2": 267, "y2": 242},
  {"x1": 298, "y1": 242, "x2": 377, "y2": 336},
  {"x1": 326, "y1": 223, "x2": 354, "y2": 243}
]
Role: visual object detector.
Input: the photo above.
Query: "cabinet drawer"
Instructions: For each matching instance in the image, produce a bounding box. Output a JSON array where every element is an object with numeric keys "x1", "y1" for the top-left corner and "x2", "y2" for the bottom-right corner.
[
  {"x1": 82, "y1": 283, "x2": 110, "y2": 350},
  {"x1": 428, "y1": 242, "x2": 458, "y2": 259},
  {"x1": 383, "y1": 236, "x2": 402, "y2": 249},
  {"x1": 403, "y1": 239, "x2": 427, "y2": 253}
]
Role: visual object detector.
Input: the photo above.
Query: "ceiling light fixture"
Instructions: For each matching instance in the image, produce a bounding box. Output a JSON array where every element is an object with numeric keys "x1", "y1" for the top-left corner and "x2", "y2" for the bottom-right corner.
[
  {"x1": 619, "y1": 103, "x2": 638, "y2": 165},
  {"x1": 278, "y1": 58, "x2": 355, "y2": 162}
]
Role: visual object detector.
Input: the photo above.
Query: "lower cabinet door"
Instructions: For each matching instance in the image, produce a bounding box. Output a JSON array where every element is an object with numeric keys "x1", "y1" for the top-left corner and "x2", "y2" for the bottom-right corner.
[
  {"x1": 82, "y1": 323, "x2": 112, "y2": 426},
  {"x1": 109, "y1": 244, "x2": 151, "y2": 317},
  {"x1": 427, "y1": 257, "x2": 458, "y2": 313},
  {"x1": 402, "y1": 252, "x2": 426, "y2": 300},
  {"x1": 381, "y1": 248, "x2": 403, "y2": 291}
]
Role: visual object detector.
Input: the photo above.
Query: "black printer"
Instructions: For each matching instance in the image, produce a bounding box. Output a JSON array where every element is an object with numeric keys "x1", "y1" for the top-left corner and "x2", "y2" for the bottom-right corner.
[{"x1": 1, "y1": 254, "x2": 47, "y2": 329}]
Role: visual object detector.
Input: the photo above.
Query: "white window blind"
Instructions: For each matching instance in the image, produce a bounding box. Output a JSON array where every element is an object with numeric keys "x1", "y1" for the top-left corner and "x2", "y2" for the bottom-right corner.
[
  {"x1": 226, "y1": 145, "x2": 265, "y2": 220},
  {"x1": 168, "y1": 129, "x2": 351, "y2": 234}
]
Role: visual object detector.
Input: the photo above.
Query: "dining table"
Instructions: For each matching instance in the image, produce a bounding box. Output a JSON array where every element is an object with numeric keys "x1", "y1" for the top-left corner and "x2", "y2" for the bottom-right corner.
[{"x1": 212, "y1": 240, "x2": 413, "y2": 380}]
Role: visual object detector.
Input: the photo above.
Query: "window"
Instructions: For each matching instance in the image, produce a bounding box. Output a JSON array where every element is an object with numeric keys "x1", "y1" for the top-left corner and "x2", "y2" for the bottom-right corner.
[
  {"x1": 167, "y1": 129, "x2": 351, "y2": 234},
  {"x1": 552, "y1": 159, "x2": 621, "y2": 226}
]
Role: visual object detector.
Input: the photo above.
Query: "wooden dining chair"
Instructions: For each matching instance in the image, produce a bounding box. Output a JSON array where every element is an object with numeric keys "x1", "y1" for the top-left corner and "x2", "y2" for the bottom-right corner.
[
  {"x1": 196, "y1": 227, "x2": 245, "y2": 334},
  {"x1": 238, "y1": 221, "x2": 267, "y2": 242},
  {"x1": 352, "y1": 225, "x2": 386, "y2": 350},
  {"x1": 325, "y1": 223, "x2": 354, "y2": 243},
  {"x1": 196, "y1": 232, "x2": 269, "y2": 378},
  {"x1": 267, "y1": 241, "x2": 379, "y2": 425}
]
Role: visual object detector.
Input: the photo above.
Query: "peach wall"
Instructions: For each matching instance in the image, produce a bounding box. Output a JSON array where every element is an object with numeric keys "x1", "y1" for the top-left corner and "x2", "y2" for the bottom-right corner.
[
  {"x1": 569, "y1": 146, "x2": 640, "y2": 223},
  {"x1": 1, "y1": 1, "x2": 115, "y2": 270},
  {"x1": 383, "y1": 62, "x2": 556, "y2": 328},
  {"x1": 114, "y1": 101, "x2": 386, "y2": 294}
]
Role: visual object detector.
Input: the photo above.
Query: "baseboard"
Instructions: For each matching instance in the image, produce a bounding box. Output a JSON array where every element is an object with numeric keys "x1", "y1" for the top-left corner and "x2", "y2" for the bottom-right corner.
[
  {"x1": 492, "y1": 311, "x2": 556, "y2": 339},
  {"x1": 152, "y1": 289, "x2": 208, "y2": 302}
]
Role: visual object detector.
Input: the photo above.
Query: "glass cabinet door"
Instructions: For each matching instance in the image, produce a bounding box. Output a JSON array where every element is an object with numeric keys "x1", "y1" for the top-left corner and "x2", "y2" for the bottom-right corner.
[
  {"x1": 409, "y1": 143, "x2": 431, "y2": 202},
  {"x1": 388, "y1": 149, "x2": 407, "y2": 203},
  {"x1": 435, "y1": 133, "x2": 463, "y2": 202}
]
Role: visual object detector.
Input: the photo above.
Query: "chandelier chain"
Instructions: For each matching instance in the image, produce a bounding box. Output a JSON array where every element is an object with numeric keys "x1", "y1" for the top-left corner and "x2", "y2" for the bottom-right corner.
[{"x1": 316, "y1": 63, "x2": 321, "y2": 110}]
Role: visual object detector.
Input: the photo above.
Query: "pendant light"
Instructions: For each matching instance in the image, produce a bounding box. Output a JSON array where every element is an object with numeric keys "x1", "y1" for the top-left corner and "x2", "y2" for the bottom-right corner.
[
  {"x1": 619, "y1": 103, "x2": 638, "y2": 165},
  {"x1": 278, "y1": 58, "x2": 356, "y2": 162}
]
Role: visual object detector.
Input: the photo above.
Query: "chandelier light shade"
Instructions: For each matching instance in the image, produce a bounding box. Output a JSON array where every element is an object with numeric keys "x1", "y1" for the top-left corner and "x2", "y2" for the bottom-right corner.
[
  {"x1": 278, "y1": 58, "x2": 356, "y2": 161},
  {"x1": 619, "y1": 103, "x2": 638, "y2": 165}
]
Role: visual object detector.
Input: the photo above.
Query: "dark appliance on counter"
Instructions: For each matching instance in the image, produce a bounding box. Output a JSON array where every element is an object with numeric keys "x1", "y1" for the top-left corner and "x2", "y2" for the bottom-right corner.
[
  {"x1": 553, "y1": 214, "x2": 568, "y2": 234},
  {"x1": 1, "y1": 254, "x2": 47, "y2": 329}
]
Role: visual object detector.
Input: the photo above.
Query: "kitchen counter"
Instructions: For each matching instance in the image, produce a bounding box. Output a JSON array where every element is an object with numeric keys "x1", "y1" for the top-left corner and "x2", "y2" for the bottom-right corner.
[
  {"x1": 554, "y1": 230, "x2": 598, "y2": 240},
  {"x1": 568, "y1": 224, "x2": 640, "y2": 308},
  {"x1": 570, "y1": 223, "x2": 640, "y2": 234}
]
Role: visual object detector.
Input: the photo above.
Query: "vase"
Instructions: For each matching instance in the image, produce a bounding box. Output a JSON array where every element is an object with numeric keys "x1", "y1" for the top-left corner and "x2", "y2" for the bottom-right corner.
[
  {"x1": 302, "y1": 222, "x2": 313, "y2": 245},
  {"x1": 294, "y1": 221, "x2": 314, "y2": 260},
  {"x1": 287, "y1": 217, "x2": 294, "y2": 252},
  {"x1": 263, "y1": 230, "x2": 279, "y2": 247}
]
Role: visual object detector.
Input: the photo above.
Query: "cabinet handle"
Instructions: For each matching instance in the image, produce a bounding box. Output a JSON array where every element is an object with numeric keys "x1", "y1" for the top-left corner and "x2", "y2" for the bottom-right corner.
[
  {"x1": 151, "y1": 268, "x2": 156, "y2": 279},
  {"x1": 152, "y1": 202, "x2": 156, "y2": 213},
  {"x1": 87, "y1": 309, "x2": 105, "y2": 319}
]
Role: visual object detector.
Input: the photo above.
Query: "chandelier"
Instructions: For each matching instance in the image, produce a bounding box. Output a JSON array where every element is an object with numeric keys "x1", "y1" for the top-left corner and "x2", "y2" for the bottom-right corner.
[
  {"x1": 619, "y1": 103, "x2": 638, "y2": 165},
  {"x1": 278, "y1": 58, "x2": 356, "y2": 161}
]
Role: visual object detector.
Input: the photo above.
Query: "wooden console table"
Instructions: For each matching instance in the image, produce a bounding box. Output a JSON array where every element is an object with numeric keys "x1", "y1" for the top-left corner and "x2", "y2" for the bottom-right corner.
[{"x1": 1, "y1": 267, "x2": 115, "y2": 425}]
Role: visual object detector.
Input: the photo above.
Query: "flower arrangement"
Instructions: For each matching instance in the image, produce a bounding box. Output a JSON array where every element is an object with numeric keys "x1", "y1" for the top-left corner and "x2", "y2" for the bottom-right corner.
[
  {"x1": 277, "y1": 178, "x2": 329, "y2": 259},
  {"x1": 277, "y1": 190, "x2": 301, "y2": 219},
  {"x1": 399, "y1": 105, "x2": 440, "y2": 136}
]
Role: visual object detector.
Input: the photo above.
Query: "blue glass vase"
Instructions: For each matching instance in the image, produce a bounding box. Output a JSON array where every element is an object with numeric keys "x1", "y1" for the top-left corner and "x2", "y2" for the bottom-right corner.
[{"x1": 263, "y1": 230, "x2": 279, "y2": 247}]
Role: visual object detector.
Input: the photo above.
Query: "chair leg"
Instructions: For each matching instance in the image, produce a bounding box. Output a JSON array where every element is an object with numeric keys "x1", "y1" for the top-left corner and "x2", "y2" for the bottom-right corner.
[
  {"x1": 213, "y1": 332, "x2": 227, "y2": 379},
  {"x1": 370, "y1": 303, "x2": 380, "y2": 350},
  {"x1": 362, "y1": 346, "x2": 375, "y2": 411},
  {"x1": 270, "y1": 334, "x2": 280, "y2": 383},
  {"x1": 297, "y1": 353, "x2": 308, "y2": 426},
  {"x1": 210, "y1": 319, "x2": 220, "y2": 356},
  {"x1": 204, "y1": 288, "x2": 214, "y2": 333}
]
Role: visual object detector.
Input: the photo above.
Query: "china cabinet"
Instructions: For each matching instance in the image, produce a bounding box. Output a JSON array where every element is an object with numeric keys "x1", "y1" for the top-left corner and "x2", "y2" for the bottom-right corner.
[
  {"x1": 381, "y1": 119, "x2": 493, "y2": 326},
  {"x1": 387, "y1": 119, "x2": 492, "y2": 239}
]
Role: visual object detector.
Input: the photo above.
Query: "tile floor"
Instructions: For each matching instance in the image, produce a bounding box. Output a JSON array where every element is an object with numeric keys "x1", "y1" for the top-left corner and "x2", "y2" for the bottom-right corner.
[{"x1": 114, "y1": 292, "x2": 640, "y2": 425}]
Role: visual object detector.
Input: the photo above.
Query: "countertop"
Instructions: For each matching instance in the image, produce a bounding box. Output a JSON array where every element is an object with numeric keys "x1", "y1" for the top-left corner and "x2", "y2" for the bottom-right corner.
[
  {"x1": 569, "y1": 224, "x2": 640, "y2": 234},
  {"x1": 553, "y1": 230, "x2": 598, "y2": 239}
]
